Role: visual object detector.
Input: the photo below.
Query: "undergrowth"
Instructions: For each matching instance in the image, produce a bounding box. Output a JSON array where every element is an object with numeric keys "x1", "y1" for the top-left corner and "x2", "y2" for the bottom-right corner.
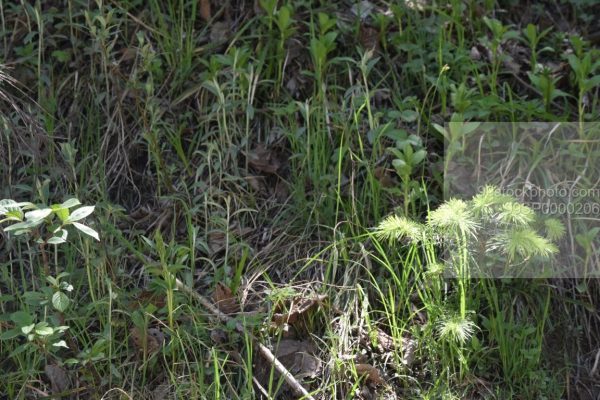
[{"x1": 0, "y1": 0, "x2": 599, "y2": 399}]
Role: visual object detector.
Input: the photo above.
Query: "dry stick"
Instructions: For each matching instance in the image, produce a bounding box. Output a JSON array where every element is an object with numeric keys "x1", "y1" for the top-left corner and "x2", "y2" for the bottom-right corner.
[{"x1": 175, "y1": 278, "x2": 315, "y2": 400}]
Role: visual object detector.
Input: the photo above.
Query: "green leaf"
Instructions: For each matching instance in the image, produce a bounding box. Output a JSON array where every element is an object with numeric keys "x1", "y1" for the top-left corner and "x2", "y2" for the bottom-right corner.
[
  {"x1": 47, "y1": 229, "x2": 68, "y2": 245},
  {"x1": 51, "y1": 50, "x2": 70, "y2": 63},
  {"x1": 399, "y1": 110, "x2": 419, "y2": 122},
  {"x1": 72, "y1": 222, "x2": 100, "y2": 241},
  {"x1": 584, "y1": 75, "x2": 600, "y2": 92},
  {"x1": 524, "y1": 23, "x2": 537, "y2": 44},
  {"x1": 25, "y1": 208, "x2": 53, "y2": 222},
  {"x1": 52, "y1": 207, "x2": 69, "y2": 222},
  {"x1": 10, "y1": 311, "x2": 34, "y2": 326},
  {"x1": 0, "y1": 200, "x2": 33, "y2": 214},
  {"x1": 383, "y1": 129, "x2": 408, "y2": 142},
  {"x1": 52, "y1": 291, "x2": 70, "y2": 312},
  {"x1": 52, "y1": 340, "x2": 69, "y2": 348},
  {"x1": 277, "y1": 5, "x2": 292, "y2": 31},
  {"x1": 60, "y1": 198, "x2": 81, "y2": 209},
  {"x1": 432, "y1": 123, "x2": 449, "y2": 139},
  {"x1": 3, "y1": 220, "x2": 38, "y2": 232},
  {"x1": 47, "y1": 276, "x2": 59, "y2": 286},
  {"x1": 567, "y1": 54, "x2": 581, "y2": 75},
  {"x1": 462, "y1": 122, "x2": 481, "y2": 135},
  {"x1": 35, "y1": 325, "x2": 54, "y2": 336},
  {"x1": 66, "y1": 206, "x2": 95, "y2": 222},
  {"x1": 0, "y1": 328, "x2": 21, "y2": 340},
  {"x1": 392, "y1": 158, "x2": 408, "y2": 169},
  {"x1": 22, "y1": 291, "x2": 45, "y2": 306},
  {"x1": 0, "y1": 294, "x2": 15, "y2": 302},
  {"x1": 1, "y1": 209, "x2": 24, "y2": 222},
  {"x1": 21, "y1": 324, "x2": 35, "y2": 335},
  {"x1": 9, "y1": 343, "x2": 31, "y2": 358},
  {"x1": 412, "y1": 149, "x2": 427, "y2": 165}
]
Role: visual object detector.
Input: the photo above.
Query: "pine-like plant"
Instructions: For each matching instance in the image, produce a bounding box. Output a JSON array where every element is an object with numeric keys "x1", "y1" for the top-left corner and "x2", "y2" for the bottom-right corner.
[{"x1": 375, "y1": 185, "x2": 563, "y2": 375}]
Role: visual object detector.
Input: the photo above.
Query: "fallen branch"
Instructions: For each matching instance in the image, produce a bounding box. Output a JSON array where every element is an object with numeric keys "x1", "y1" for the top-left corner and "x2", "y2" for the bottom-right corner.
[
  {"x1": 110, "y1": 234, "x2": 313, "y2": 399},
  {"x1": 175, "y1": 278, "x2": 315, "y2": 400}
]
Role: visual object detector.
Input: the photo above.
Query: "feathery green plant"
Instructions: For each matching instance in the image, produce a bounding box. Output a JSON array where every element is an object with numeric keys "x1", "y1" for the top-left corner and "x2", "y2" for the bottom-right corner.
[{"x1": 375, "y1": 185, "x2": 562, "y2": 377}]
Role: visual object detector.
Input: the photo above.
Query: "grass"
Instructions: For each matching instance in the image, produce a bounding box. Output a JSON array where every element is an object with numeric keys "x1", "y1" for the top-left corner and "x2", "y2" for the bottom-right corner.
[{"x1": 0, "y1": 0, "x2": 599, "y2": 399}]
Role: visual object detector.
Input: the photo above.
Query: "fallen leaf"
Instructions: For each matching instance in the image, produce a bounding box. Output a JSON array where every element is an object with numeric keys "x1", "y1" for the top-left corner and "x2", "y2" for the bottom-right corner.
[
  {"x1": 152, "y1": 383, "x2": 173, "y2": 400},
  {"x1": 401, "y1": 336, "x2": 417, "y2": 367},
  {"x1": 361, "y1": 327, "x2": 418, "y2": 367},
  {"x1": 354, "y1": 363, "x2": 385, "y2": 385},
  {"x1": 247, "y1": 144, "x2": 281, "y2": 174},
  {"x1": 272, "y1": 294, "x2": 327, "y2": 326},
  {"x1": 210, "y1": 328, "x2": 229, "y2": 344},
  {"x1": 274, "y1": 339, "x2": 321, "y2": 379},
  {"x1": 470, "y1": 46, "x2": 482, "y2": 61},
  {"x1": 44, "y1": 364, "x2": 70, "y2": 394},
  {"x1": 273, "y1": 179, "x2": 289, "y2": 202},
  {"x1": 359, "y1": 24, "x2": 380, "y2": 51},
  {"x1": 136, "y1": 289, "x2": 166, "y2": 309},
  {"x1": 366, "y1": 327, "x2": 395, "y2": 352},
  {"x1": 246, "y1": 175, "x2": 263, "y2": 192},
  {"x1": 208, "y1": 225, "x2": 252, "y2": 254},
  {"x1": 130, "y1": 326, "x2": 165, "y2": 355},
  {"x1": 210, "y1": 21, "x2": 230, "y2": 44},
  {"x1": 199, "y1": 0, "x2": 211, "y2": 21},
  {"x1": 374, "y1": 167, "x2": 396, "y2": 188},
  {"x1": 212, "y1": 282, "x2": 240, "y2": 314},
  {"x1": 208, "y1": 231, "x2": 227, "y2": 253},
  {"x1": 118, "y1": 47, "x2": 138, "y2": 63}
]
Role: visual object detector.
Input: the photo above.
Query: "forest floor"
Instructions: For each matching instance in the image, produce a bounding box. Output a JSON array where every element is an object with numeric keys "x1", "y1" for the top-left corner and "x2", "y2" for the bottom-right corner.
[{"x1": 0, "y1": 0, "x2": 599, "y2": 399}]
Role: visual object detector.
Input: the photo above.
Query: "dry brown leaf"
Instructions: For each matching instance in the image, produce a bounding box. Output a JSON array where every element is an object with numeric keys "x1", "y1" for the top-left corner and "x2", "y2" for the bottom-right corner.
[
  {"x1": 210, "y1": 328, "x2": 229, "y2": 344},
  {"x1": 136, "y1": 289, "x2": 166, "y2": 309},
  {"x1": 130, "y1": 326, "x2": 165, "y2": 355},
  {"x1": 275, "y1": 339, "x2": 321, "y2": 379},
  {"x1": 208, "y1": 231, "x2": 227, "y2": 253},
  {"x1": 208, "y1": 226, "x2": 252, "y2": 254},
  {"x1": 44, "y1": 364, "x2": 70, "y2": 394},
  {"x1": 401, "y1": 336, "x2": 418, "y2": 367},
  {"x1": 246, "y1": 175, "x2": 263, "y2": 192},
  {"x1": 118, "y1": 47, "x2": 138, "y2": 63},
  {"x1": 152, "y1": 384, "x2": 173, "y2": 400},
  {"x1": 373, "y1": 167, "x2": 396, "y2": 188},
  {"x1": 212, "y1": 282, "x2": 240, "y2": 314},
  {"x1": 354, "y1": 363, "x2": 385, "y2": 385},
  {"x1": 372, "y1": 327, "x2": 395, "y2": 352},
  {"x1": 272, "y1": 294, "x2": 327, "y2": 326},
  {"x1": 273, "y1": 179, "x2": 289, "y2": 202},
  {"x1": 359, "y1": 25, "x2": 379, "y2": 51},
  {"x1": 199, "y1": 0, "x2": 211, "y2": 21},
  {"x1": 247, "y1": 144, "x2": 281, "y2": 174},
  {"x1": 210, "y1": 21, "x2": 230, "y2": 44},
  {"x1": 361, "y1": 327, "x2": 417, "y2": 367}
]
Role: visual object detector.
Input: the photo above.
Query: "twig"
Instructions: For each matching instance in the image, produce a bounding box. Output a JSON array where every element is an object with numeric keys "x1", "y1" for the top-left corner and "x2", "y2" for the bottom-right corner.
[
  {"x1": 175, "y1": 278, "x2": 316, "y2": 400},
  {"x1": 115, "y1": 236, "x2": 314, "y2": 398}
]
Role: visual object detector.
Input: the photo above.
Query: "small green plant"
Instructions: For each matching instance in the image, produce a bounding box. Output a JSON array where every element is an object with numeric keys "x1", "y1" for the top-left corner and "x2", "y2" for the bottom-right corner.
[
  {"x1": 386, "y1": 129, "x2": 427, "y2": 216},
  {"x1": 565, "y1": 35, "x2": 600, "y2": 134},
  {"x1": 527, "y1": 68, "x2": 568, "y2": 111},
  {"x1": 433, "y1": 113, "x2": 480, "y2": 175},
  {"x1": 0, "y1": 198, "x2": 98, "y2": 273},
  {"x1": 481, "y1": 17, "x2": 519, "y2": 95},
  {"x1": 0, "y1": 198, "x2": 98, "y2": 364},
  {"x1": 309, "y1": 12, "x2": 338, "y2": 86},
  {"x1": 521, "y1": 23, "x2": 553, "y2": 70},
  {"x1": 375, "y1": 186, "x2": 562, "y2": 376}
]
